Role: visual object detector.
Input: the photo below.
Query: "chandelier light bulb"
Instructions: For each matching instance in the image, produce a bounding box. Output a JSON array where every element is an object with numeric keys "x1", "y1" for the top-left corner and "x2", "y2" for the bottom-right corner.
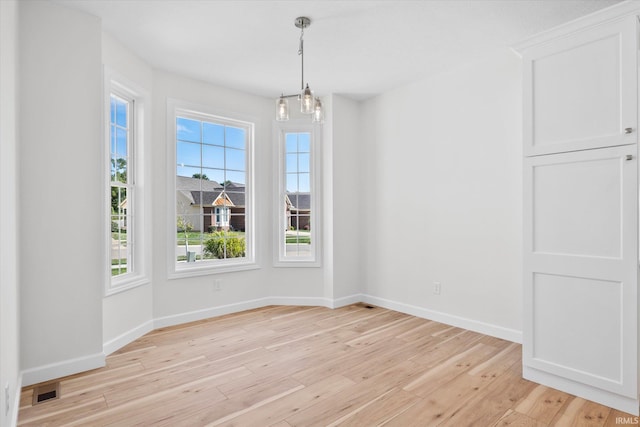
[
  {"x1": 312, "y1": 97, "x2": 324, "y2": 123},
  {"x1": 301, "y1": 84, "x2": 314, "y2": 114},
  {"x1": 276, "y1": 96, "x2": 289, "y2": 121}
]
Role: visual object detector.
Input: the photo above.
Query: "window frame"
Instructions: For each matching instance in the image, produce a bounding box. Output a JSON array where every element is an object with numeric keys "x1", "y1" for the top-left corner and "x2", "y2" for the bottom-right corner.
[
  {"x1": 104, "y1": 70, "x2": 150, "y2": 295},
  {"x1": 274, "y1": 120, "x2": 322, "y2": 267},
  {"x1": 167, "y1": 99, "x2": 257, "y2": 278}
]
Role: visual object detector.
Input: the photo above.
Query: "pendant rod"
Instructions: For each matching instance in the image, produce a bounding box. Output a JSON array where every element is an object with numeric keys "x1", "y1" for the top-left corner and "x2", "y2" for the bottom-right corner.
[{"x1": 295, "y1": 17, "x2": 311, "y2": 91}]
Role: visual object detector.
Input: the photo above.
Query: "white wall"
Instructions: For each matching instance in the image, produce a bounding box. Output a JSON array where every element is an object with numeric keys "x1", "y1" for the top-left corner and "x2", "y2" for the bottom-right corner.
[
  {"x1": 19, "y1": 1, "x2": 104, "y2": 385},
  {"x1": 101, "y1": 33, "x2": 154, "y2": 354},
  {"x1": 325, "y1": 95, "x2": 363, "y2": 301},
  {"x1": 0, "y1": 0, "x2": 21, "y2": 423},
  {"x1": 361, "y1": 48, "x2": 523, "y2": 340}
]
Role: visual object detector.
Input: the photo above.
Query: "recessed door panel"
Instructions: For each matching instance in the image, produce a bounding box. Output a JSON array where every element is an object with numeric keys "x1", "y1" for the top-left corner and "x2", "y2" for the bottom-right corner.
[
  {"x1": 523, "y1": 16, "x2": 637, "y2": 155},
  {"x1": 532, "y1": 273, "x2": 622, "y2": 384},
  {"x1": 533, "y1": 35, "x2": 620, "y2": 148},
  {"x1": 532, "y1": 156, "x2": 622, "y2": 258}
]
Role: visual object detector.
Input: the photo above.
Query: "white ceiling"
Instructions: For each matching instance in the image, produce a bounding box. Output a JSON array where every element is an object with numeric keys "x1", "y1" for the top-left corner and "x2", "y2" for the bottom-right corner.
[{"x1": 55, "y1": 0, "x2": 623, "y2": 100}]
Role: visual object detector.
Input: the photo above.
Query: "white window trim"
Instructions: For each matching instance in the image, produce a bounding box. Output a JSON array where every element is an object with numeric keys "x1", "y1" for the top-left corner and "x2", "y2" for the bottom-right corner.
[
  {"x1": 104, "y1": 68, "x2": 151, "y2": 296},
  {"x1": 273, "y1": 120, "x2": 322, "y2": 267},
  {"x1": 167, "y1": 99, "x2": 257, "y2": 279}
]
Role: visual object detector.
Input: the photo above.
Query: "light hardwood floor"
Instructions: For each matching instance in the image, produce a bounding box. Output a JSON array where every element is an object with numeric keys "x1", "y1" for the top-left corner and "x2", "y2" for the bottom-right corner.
[{"x1": 18, "y1": 304, "x2": 638, "y2": 426}]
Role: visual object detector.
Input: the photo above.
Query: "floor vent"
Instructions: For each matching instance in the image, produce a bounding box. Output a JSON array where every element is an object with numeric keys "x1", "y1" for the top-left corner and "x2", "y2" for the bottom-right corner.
[
  {"x1": 32, "y1": 382, "x2": 60, "y2": 405},
  {"x1": 355, "y1": 302, "x2": 376, "y2": 309}
]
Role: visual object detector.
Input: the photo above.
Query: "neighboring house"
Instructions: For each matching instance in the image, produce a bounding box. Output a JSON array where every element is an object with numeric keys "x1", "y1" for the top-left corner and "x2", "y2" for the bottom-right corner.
[
  {"x1": 285, "y1": 192, "x2": 310, "y2": 230},
  {"x1": 176, "y1": 176, "x2": 246, "y2": 232}
]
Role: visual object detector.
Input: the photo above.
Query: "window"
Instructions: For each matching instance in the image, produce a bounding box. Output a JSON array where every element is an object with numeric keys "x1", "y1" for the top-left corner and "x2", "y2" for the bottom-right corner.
[
  {"x1": 106, "y1": 74, "x2": 149, "y2": 294},
  {"x1": 275, "y1": 123, "x2": 320, "y2": 265},
  {"x1": 214, "y1": 206, "x2": 230, "y2": 227},
  {"x1": 171, "y1": 104, "x2": 254, "y2": 276},
  {"x1": 110, "y1": 94, "x2": 132, "y2": 279}
]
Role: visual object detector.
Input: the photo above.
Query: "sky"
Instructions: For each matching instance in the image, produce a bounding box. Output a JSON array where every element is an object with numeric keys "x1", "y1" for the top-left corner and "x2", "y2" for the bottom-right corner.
[{"x1": 175, "y1": 117, "x2": 312, "y2": 193}]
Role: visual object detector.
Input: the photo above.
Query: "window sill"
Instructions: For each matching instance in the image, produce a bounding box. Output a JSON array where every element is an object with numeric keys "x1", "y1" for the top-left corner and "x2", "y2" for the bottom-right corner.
[
  {"x1": 106, "y1": 275, "x2": 150, "y2": 296},
  {"x1": 273, "y1": 259, "x2": 321, "y2": 268},
  {"x1": 168, "y1": 260, "x2": 260, "y2": 279}
]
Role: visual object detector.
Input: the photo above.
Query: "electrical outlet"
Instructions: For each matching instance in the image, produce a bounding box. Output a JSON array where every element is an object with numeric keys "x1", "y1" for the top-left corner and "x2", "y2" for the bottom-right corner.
[
  {"x1": 5, "y1": 382, "x2": 9, "y2": 416},
  {"x1": 433, "y1": 281, "x2": 441, "y2": 295},
  {"x1": 213, "y1": 279, "x2": 222, "y2": 292}
]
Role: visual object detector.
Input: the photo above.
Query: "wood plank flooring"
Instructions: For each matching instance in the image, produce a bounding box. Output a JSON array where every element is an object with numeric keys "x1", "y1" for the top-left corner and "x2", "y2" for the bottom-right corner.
[{"x1": 18, "y1": 304, "x2": 638, "y2": 426}]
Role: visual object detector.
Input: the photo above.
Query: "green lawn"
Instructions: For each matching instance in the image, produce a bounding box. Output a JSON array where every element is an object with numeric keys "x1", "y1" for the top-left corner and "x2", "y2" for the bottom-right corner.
[
  {"x1": 177, "y1": 231, "x2": 245, "y2": 246},
  {"x1": 286, "y1": 236, "x2": 311, "y2": 244},
  {"x1": 111, "y1": 231, "x2": 127, "y2": 241}
]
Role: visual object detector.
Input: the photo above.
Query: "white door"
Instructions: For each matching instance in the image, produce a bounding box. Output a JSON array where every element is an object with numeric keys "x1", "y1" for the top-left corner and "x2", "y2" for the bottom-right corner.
[
  {"x1": 523, "y1": 145, "x2": 637, "y2": 399},
  {"x1": 523, "y1": 16, "x2": 638, "y2": 156}
]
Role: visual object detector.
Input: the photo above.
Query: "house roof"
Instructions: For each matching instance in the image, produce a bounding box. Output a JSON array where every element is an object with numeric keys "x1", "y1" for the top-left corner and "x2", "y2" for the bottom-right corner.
[
  {"x1": 176, "y1": 175, "x2": 223, "y2": 191},
  {"x1": 287, "y1": 192, "x2": 310, "y2": 210},
  {"x1": 191, "y1": 190, "x2": 245, "y2": 207}
]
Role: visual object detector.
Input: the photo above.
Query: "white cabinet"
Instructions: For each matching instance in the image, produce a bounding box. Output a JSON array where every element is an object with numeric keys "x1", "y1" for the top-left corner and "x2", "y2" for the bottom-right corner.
[
  {"x1": 524, "y1": 146, "x2": 637, "y2": 399},
  {"x1": 520, "y1": 11, "x2": 640, "y2": 415},
  {"x1": 523, "y1": 16, "x2": 637, "y2": 156}
]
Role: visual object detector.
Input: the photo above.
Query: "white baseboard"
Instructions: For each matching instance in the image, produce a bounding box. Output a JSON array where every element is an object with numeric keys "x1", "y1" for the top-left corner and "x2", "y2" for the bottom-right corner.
[
  {"x1": 268, "y1": 296, "x2": 335, "y2": 307},
  {"x1": 361, "y1": 294, "x2": 522, "y2": 344},
  {"x1": 21, "y1": 352, "x2": 105, "y2": 387},
  {"x1": 152, "y1": 295, "x2": 359, "y2": 329},
  {"x1": 154, "y1": 297, "x2": 270, "y2": 329},
  {"x1": 103, "y1": 320, "x2": 154, "y2": 356},
  {"x1": 524, "y1": 366, "x2": 640, "y2": 416},
  {"x1": 330, "y1": 293, "x2": 364, "y2": 308}
]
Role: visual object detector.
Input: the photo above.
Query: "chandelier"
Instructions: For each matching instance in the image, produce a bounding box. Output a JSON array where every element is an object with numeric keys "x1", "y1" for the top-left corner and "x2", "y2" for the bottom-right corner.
[{"x1": 275, "y1": 17, "x2": 324, "y2": 124}]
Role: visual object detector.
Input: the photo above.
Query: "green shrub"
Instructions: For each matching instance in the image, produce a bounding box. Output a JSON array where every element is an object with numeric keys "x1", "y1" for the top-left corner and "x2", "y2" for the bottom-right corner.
[
  {"x1": 111, "y1": 221, "x2": 119, "y2": 232},
  {"x1": 203, "y1": 231, "x2": 246, "y2": 259}
]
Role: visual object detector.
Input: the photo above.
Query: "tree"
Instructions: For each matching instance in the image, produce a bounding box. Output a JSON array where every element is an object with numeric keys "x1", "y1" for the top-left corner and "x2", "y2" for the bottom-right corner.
[
  {"x1": 177, "y1": 215, "x2": 194, "y2": 254},
  {"x1": 110, "y1": 158, "x2": 127, "y2": 214},
  {"x1": 192, "y1": 173, "x2": 209, "y2": 180}
]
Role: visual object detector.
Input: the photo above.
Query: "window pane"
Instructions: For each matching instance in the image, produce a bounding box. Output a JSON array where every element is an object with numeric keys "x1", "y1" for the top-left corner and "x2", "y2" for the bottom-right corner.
[
  {"x1": 177, "y1": 117, "x2": 201, "y2": 143},
  {"x1": 298, "y1": 153, "x2": 310, "y2": 173},
  {"x1": 286, "y1": 174, "x2": 299, "y2": 193},
  {"x1": 176, "y1": 165, "x2": 203, "y2": 180},
  {"x1": 110, "y1": 156, "x2": 117, "y2": 182},
  {"x1": 116, "y1": 127, "x2": 127, "y2": 157},
  {"x1": 225, "y1": 170, "x2": 245, "y2": 186},
  {"x1": 298, "y1": 173, "x2": 310, "y2": 192},
  {"x1": 110, "y1": 96, "x2": 116, "y2": 124},
  {"x1": 114, "y1": 157, "x2": 127, "y2": 184},
  {"x1": 177, "y1": 141, "x2": 201, "y2": 168},
  {"x1": 202, "y1": 144, "x2": 224, "y2": 169},
  {"x1": 176, "y1": 214, "x2": 202, "y2": 262},
  {"x1": 200, "y1": 167, "x2": 225, "y2": 184},
  {"x1": 297, "y1": 133, "x2": 310, "y2": 152},
  {"x1": 286, "y1": 134, "x2": 297, "y2": 152},
  {"x1": 225, "y1": 126, "x2": 245, "y2": 149},
  {"x1": 225, "y1": 148, "x2": 245, "y2": 172},
  {"x1": 115, "y1": 98, "x2": 127, "y2": 127},
  {"x1": 286, "y1": 154, "x2": 298, "y2": 173},
  {"x1": 110, "y1": 125, "x2": 117, "y2": 154},
  {"x1": 203, "y1": 122, "x2": 224, "y2": 146}
]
